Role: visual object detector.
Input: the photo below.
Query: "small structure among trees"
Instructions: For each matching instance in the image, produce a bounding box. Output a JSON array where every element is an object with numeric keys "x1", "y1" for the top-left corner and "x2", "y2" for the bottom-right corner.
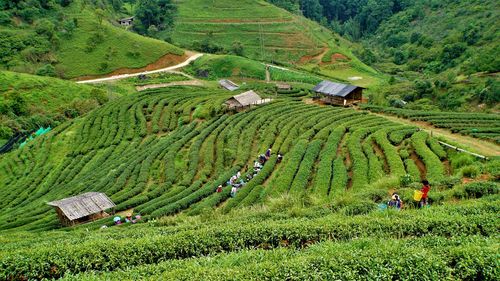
[
  {"x1": 118, "y1": 17, "x2": 134, "y2": 26},
  {"x1": 47, "y1": 192, "x2": 115, "y2": 226},
  {"x1": 225, "y1": 90, "x2": 270, "y2": 109},
  {"x1": 312, "y1": 80, "x2": 364, "y2": 106},
  {"x1": 219, "y1": 79, "x2": 240, "y2": 91}
]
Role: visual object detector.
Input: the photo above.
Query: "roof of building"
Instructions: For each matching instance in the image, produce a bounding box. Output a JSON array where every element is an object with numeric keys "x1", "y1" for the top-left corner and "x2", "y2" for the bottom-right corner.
[
  {"x1": 47, "y1": 192, "x2": 115, "y2": 221},
  {"x1": 119, "y1": 17, "x2": 134, "y2": 22},
  {"x1": 276, "y1": 83, "x2": 292, "y2": 89},
  {"x1": 219, "y1": 79, "x2": 240, "y2": 91},
  {"x1": 312, "y1": 81, "x2": 363, "y2": 97},
  {"x1": 228, "y1": 90, "x2": 262, "y2": 107}
]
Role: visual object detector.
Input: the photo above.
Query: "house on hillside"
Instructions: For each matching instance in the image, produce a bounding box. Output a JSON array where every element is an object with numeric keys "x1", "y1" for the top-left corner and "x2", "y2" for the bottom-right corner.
[
  {"x1": 312, "y1": 80, "x2": 364, "y2": 106},
  {"x1": 219, "y1": 79, "x2": 240, "y2": 91},
  {"x1": 47, "y1": 192, "x2": 115, "y2": 226},
  {"x1": 224, "y1": 90, "x2": 270, "y2": 109},
  {"x1": 118, "y1": 17, "x2": 134, "y2": 26},
  {"x1": 276, "y1": 83, "x2": 292, "y2": 91}
]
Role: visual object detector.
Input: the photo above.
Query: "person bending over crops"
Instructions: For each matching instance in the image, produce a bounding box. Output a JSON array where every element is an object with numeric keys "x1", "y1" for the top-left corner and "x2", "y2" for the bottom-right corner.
[
  {"x1": 419, "y1": 180, "x2": 431, "y2": 208},
  {"x1": 277, "y1": 152, "x2": 283, "y2": 163},
  {"x1": 216, "y1": 185, "x2": 223, "y2": 193},
  {"x1": 388, "y1": 193, "x2": 403, "y2": 210},
  {"x1": 265, "y1": 147, "x2": 272, "y2": 159}
]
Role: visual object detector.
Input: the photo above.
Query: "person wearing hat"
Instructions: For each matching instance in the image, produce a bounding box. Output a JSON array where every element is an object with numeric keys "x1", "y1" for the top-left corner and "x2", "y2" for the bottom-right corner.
[
  {"x1": 113, "y1": 216, "x2": 122, "y2": 225},
  {"x1": 216, "y1": 185, "x2": 223, "y2": 193},
  {"x1": 125, "y1": 214, "x2": 133, "y2": 223},
  {"x1": 388, "y1": 193, "x2": 403, "y2": 210}
]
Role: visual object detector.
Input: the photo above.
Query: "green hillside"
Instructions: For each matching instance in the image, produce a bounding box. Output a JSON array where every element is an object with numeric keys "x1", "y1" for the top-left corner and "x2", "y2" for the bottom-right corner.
[
  {"x1": 0, "y1": 0, "x2": 184, "y2": 78},
  {"x1": 0, "y1": 1, "x2": 499, "y2": 279},
  {"x1": 0, "y1": 86, "x2": 498, "y2": 279},
  {"x1": 0, "y1": 86, "x2": 497, "y2": 230},
  {"x1": 265, "y1": 0, "x2": 499, "y2": 110},
  {"x1": 170, "y1": 0, "x2": 380, "y2": 87},
  {"x1": 0, "y1": 71, "x2": 111, "y2": 143}
]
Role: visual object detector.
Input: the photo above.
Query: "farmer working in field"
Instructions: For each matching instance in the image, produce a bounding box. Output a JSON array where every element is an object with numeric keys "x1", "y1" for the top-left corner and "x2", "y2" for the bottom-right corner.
[
  {"x1": 388, "y1": 193, "x2": 403, "y2": 210},
  {"x1": 419, "y1": 180, "x2": 431, "y2": 208}
]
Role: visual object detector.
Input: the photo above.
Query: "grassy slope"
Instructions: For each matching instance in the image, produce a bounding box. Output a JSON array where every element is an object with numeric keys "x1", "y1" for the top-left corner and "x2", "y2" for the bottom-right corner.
[
  {"x1": 58, "y1": 9, "x2": 184, "y2": 78},
  {"x1": 0, "y1": 70, "x2": 112, "y2": 137},
  {"x1": 184, "y1": 54, "x2": 322, "y2": 85},
  {"x1": 172, "y1": 0, "x2": 381, "y2": 87},
  {"x1": 0, "y1": 71, "x2": 98, "y2": 112},
  {"x1": 2, "y1": 2, "x2": 184, "y2": 79}
]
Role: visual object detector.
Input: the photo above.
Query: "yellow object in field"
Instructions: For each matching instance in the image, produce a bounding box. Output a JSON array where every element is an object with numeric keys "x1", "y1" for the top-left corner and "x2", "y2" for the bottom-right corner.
[{"x1": 414, "y1": 190, "x2": 423, "y2": 201}]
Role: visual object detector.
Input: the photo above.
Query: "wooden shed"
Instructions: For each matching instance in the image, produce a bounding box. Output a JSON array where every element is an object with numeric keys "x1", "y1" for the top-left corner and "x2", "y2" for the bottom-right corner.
[
  {"x1": 47, "y1": 192, "x2": 115, "y2": 226},
  {"x1": 219, "y1": 79, "x2": 240, "y2": 91},
  {"x1": 312, "y1": 80, "x2": 364, "y2": 106},
  {"x1": 225, "y1": 90, "x2": 268, "y2": 109}
]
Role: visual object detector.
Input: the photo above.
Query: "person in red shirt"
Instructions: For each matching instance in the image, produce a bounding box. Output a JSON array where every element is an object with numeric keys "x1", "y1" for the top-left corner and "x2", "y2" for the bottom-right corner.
[{"x1": 419, "y1": 180, "x2": 430, "y2": 208}]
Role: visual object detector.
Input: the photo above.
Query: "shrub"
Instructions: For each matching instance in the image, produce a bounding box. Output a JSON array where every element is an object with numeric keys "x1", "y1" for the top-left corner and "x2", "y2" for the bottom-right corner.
[
  {"x1": 463, "y1": 182, "x2": 499, "y2": 198},
  {"x1": 460, "y1": 165, "x2": 481, "y2": 178}
]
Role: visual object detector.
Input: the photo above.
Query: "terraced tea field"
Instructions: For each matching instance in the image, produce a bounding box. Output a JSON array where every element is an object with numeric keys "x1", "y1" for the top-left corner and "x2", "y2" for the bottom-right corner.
[
  {"x1": 362, "y1": 105, "x2": 500, "y2": 144},
  {"x1": 0, "y1": 88, "x2": 458, "y2": 232},
  {"x1": 172, "y1": 0, "x2": 332, "y2": 63}
]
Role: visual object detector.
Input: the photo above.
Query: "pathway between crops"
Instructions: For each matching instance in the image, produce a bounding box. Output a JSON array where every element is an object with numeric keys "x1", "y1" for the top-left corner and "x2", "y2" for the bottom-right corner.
[
  {"x1": 369, "y1": 112, "x2": 500, "y2": 157},
  {"x1": 76, "y1": 53, "x2": 204, "y2": 84}
]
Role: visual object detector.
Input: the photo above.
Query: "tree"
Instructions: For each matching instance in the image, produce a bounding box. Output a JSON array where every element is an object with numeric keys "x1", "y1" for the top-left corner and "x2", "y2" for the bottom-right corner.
[
  {"x1": 36, "y1": 64, "x2": 57, "y2": 77},
  {"x1": 135, "y1": 0, "x2": 176, "y2": 35},
  {"x1": 299, "y1": 0, "x2": 323, "y2": 21},
  {"x1": 231, "y1": 41, "x2": 244, "y2": 56}
]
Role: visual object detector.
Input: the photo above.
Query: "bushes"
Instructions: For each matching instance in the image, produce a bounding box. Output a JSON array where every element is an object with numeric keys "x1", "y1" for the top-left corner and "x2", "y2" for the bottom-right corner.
[
  {"x1": 411, "y1": 131, "x2": 445, "y2": 183},
  {"x1": 289, "y1": 140, "x2": 323, "y2": 196},
  {"x1": 462, "y1": 182, "x2": 499, "y2": 198},
  {"x1": 1, "y1": 202, "x2": 497, "y2": 279},
  {"x1": 313, "y1": 127, "x2": 345, "y2": 197}
]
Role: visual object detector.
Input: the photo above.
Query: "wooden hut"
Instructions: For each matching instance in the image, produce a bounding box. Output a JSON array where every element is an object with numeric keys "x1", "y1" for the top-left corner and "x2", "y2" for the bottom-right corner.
[
  {"x1": 118, "y1": 17, "x2": 134, "y2": 26},
  {"x1": 47, "y1": 192, "x2": 115, "y2": 226},
  {"x1": 224, "y1": 90, "x2": 266, "y2": 109},
  {"x1": 219, "y1": 79, "x2": 240, "y2": 91},
  {"x1": 312, "y1": 80, "x2": 364, "y2": 106}
]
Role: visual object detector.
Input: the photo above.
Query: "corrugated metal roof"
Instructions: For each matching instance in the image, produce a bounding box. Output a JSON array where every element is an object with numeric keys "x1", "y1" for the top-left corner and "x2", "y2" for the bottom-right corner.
[
  {"x1": 219, "y1": 79, "x2": 240, "y2": 91},
  {"x1": 48, "y1": 192, "x2": 115, "y2": 221},
  {"x1": 226, "y1": 90, "x2": 262, "y2": 107},
  {"x1": 312, "y1": 81, "x2": 362, "y2": 97}
]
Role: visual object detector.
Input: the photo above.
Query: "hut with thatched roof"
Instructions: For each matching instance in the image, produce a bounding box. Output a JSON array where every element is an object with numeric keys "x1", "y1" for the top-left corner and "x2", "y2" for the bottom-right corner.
[{"x1": 47, "y1": 192, "x2": 115, "y2": 226}]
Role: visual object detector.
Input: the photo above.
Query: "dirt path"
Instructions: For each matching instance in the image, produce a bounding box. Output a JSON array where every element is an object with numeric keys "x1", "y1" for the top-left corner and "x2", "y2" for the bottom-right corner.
[
  {"x1": 136, "y1": 80, "x2": 205, "y2": 91},
  {"x1": 370, "y1": 112, "x2": 500, "y2": 157},
  {"x1": 77, "y1": 53, "x2": 204, "y2": 84}
]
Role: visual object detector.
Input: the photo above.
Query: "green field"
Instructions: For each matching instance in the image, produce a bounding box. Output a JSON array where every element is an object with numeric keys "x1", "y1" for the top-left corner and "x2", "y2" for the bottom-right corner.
[
  {"x1": 0, "y1": 86, "x2": 498, "y2": 279},
  {"x1": 171, "y1": 0, "x2": 381, "y2": 87},
  {"x1": 363, "y1": 105, "x2": 500, "y2": 144},
  {"x1": 0, "y1": 1, "x2": 184, "y2": 79},
  {"x1": 0, "y1": 70, "x2": 111, "y2": 139},
  {"x1": 0, "y1": 1, "x2": 499, "y2": 279}
]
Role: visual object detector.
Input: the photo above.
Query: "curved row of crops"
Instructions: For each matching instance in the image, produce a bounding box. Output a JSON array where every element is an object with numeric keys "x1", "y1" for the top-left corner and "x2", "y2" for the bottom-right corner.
[{"x1": 0, "y1": 88, "x2": 451, "y2": 231}]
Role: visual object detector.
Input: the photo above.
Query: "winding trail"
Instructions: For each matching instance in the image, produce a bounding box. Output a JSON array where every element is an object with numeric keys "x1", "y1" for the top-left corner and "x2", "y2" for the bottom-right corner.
[{"x1": 77, "y1": 53, "x2": 204, "y2": 84}]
